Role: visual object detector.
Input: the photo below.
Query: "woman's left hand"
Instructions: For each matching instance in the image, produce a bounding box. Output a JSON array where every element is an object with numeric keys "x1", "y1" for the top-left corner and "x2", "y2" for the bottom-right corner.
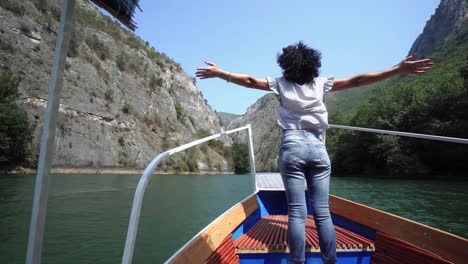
[
  {"x1": 398, "y1": 53, "x2": 435, "y2": 74},
  {"x1": 195, "y1": 61, "x2": 221, "y2": 79}
]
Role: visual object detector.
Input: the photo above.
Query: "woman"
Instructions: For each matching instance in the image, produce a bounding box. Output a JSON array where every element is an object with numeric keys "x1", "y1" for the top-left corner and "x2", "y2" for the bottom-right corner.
[{"x1": 195, "y1": 42, "x2": 433, "y2": 264}]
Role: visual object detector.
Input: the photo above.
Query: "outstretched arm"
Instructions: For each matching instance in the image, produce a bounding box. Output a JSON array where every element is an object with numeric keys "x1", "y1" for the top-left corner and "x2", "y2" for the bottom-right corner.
[
  {"x1": 332, "y1": 54, "x2": 434, "y2": 92},
  {"x1": 195, "y1": 61, "x2": 269, "y2": 91}
]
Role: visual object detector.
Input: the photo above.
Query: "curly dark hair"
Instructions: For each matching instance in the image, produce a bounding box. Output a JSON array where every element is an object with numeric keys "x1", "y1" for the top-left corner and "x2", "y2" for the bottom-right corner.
[{"x1": 277, "y1": 42, "x2": 322, "y2": 85}]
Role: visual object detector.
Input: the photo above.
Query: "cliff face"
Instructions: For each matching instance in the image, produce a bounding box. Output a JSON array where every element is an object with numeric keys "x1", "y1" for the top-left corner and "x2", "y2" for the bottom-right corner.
[
  {"x1": 408, "y1": 0, "x2": 468, "y2": 59},
  {"x1": 228, "y1": 94, "x2": 281, "y2": 172},
  {"x1": 0, "y1": 0, "x2": 227, "y2": 170}
]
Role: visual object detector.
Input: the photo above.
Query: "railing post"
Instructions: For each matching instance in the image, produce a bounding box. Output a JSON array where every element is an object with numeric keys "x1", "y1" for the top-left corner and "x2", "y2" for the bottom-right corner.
[
  {"x1": 122, "y1": 152, "x2": 169, "y2": 264},
  {"x1": 26, "y1": 1, "x2": 75, "y2": 264},
  {"x1": 246, "y1": 124, "x2": 257, "y2": 192},
  {"x1": 121, "y1": 125, "x2": 255, "y2": 263}
]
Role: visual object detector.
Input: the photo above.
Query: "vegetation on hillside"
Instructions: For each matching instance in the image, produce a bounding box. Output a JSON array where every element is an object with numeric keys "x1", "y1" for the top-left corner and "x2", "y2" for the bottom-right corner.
[
  {"x1": 0, "y1": 73, "x2": 33, "y2": 171},
  {"x1": 327, "y1": 22, "x2": 468, "y2": 177},
  {"x1": 231, "y1": 143, "x2": 251, "y2": 174},
  {"x1": 0, "y1": 0, "x2": 26, "y2": 16},
  {"x1": 74, "y1": 1, "x2": 183, "y2": 72}
]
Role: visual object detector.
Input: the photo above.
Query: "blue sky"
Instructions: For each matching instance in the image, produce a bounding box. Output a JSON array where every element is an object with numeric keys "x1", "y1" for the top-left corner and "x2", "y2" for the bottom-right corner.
[{"x1": 131, "y1": 0, "x2": 440, "y2": 115}]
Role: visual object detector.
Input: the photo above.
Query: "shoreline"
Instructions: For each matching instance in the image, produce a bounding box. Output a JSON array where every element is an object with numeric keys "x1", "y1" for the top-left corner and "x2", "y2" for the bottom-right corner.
[{"x1": 6, "y1": 167, "x2": 236, "y2": 175}]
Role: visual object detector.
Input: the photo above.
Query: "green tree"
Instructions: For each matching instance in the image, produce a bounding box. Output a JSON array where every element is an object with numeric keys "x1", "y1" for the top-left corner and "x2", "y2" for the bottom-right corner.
[
  {"x1": 197, "y1": 129, "x2": 210, "y2": 138},
  {"x1": 174, "y1": 101, "x2": 184, "y2": 119},
  {"x1": 208, "y1": 139, "x2": 225, "y2": 155},
  {"x1": 328, "y1": 21, "x2": 468, "y2": 177},
  {"x1": 174, "y1": 159, "x2": 189, "y2": 173},
  {"x1": 0, "y1": 73, "x2": 32, "y2": 170},
  {"x1": 149, "y1": 75, "x2": 163, "y2": 92},
  {"x1": 186, "y1": 147, "x2": 199, "y2": 172},
  {"x1": 85, "y1": 35, "x2": 111, "y2": 60},
  {"x1": 231, "y1": 142, "x2": 250, "y2": 174}
]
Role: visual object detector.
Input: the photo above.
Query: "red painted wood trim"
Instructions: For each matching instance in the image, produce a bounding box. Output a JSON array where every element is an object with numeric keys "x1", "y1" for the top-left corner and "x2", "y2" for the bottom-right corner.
[{"x1": 372, "y1": 232, "x2": 453, "y2": 264}]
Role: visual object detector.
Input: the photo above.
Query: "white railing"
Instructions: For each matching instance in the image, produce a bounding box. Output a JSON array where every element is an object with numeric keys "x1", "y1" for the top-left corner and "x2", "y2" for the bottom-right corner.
[
  {"x1": 26, "y1": 1, "x2": 76, "y2": 264},
  {"x1": 121, "y1": 124, "x2": 256, "y2": 264},
  {"x1": 329, "y1": 124, "x2": 468, "y2": 144}
]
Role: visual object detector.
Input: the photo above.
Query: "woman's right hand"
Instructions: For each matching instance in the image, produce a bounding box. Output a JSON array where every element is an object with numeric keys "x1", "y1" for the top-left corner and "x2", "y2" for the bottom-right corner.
[
  {"x1": 195, "y1": 62, "x2": 269, "y2": 90},
  {"x1": 195, "y1": 61, "x2": 222, "y2": 79}
]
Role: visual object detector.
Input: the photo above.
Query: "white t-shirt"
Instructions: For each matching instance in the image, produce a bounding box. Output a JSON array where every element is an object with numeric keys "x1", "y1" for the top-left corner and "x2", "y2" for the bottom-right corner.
[{"x1": 267, "y1": 76, "x2": 335, "y2": 130}]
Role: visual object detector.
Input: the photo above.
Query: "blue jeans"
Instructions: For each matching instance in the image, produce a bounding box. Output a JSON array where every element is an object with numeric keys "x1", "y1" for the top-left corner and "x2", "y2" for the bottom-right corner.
[{"x1": 279, "y1": 130, "x2": 336, "y2": 263}]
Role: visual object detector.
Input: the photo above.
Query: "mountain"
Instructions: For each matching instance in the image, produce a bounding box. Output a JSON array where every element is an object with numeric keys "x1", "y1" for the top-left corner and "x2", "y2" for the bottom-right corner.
[
  {"x1": 0, "y1": 0, "x2": 228, "y2": 171},
  {"x1": 228, "y1": 94, "x2": 281, "y2": 172},
  {"x1": 229, "y1": 0, "x2": 467, "y2": 174},
  {"x1": 328, "y1": 20, "x2": 468, "y2": 176},
  {"x1": 217, "y1": 112, "x2": 241, "y2": 127},
  {"x1": 408, "y1": 0, "x2": 468, "y2": 59}
]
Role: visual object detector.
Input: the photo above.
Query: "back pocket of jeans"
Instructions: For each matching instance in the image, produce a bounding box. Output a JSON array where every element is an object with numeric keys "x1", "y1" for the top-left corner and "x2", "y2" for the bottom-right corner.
[{"x1": 316, "y1": 144, "x2": 331, "y2": 166}]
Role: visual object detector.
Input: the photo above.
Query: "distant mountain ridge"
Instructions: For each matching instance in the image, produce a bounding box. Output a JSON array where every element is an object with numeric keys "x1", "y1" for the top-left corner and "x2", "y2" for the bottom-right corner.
[{"x1": 217, "y1": 112, "x2": 241, "y2": 127}]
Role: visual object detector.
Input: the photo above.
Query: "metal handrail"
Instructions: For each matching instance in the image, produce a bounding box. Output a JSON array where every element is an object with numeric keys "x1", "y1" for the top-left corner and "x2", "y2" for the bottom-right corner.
[
  {"x1": 121, "y1": 124, "x2": 256, "y2": 264},
  {"x1": 329, "y1": 124, "x2": 468, "y2": 144},
  {"x1": 26, "y1": 1, "x2": 76, "y2": 264}
]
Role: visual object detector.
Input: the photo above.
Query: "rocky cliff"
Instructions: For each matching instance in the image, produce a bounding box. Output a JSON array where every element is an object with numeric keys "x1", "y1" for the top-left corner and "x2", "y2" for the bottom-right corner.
[
  {"x1": 228, "y1": 94, "x2": 281, "y2": 172},
  {"x1": 408, "y1": 0, "x2": 467, "y2": 59},
  {"x1": 0, "y1": 0, "x2": 228, "y2": 171}
]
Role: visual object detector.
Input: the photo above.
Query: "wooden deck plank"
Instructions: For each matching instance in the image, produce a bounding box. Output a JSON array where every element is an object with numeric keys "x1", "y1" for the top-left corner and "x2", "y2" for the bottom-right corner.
[
  {"x1": 204, "y1": 234, "x2": 239, "y2": 264},
  {"x1": 234, "y1": 215, "x2": 375, "y2": 253}
]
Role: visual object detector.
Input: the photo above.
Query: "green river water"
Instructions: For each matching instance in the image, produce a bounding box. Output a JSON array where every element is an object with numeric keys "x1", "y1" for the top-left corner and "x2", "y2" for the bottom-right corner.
[{"x1": 0, "y1": 174, "x2": 466, "y2": 263}]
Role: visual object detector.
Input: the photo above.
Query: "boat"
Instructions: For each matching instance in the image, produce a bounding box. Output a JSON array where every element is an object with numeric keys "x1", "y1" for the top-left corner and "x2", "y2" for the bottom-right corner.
[
  {"x1": 165, "y1": 172, "x2": 467, "y2": 264},
  {"x1": 116, "y1": 125, "x2": 467, "y2": 264}
]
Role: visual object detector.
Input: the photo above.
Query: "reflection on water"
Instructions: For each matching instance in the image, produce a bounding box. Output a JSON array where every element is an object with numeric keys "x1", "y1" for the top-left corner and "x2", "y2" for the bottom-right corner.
[
  {"x1": 51, "y1": 188, "x2": 130, "y2": 197},
  {"x1": 0, "y1": 174, "x2": 466, "y2": 264}
]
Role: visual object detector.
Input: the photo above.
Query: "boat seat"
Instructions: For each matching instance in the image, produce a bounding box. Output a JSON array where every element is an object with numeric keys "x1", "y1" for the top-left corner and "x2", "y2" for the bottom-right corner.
[{"x1": 234, "y1": 215, "x2": 375, "y2": 253}]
